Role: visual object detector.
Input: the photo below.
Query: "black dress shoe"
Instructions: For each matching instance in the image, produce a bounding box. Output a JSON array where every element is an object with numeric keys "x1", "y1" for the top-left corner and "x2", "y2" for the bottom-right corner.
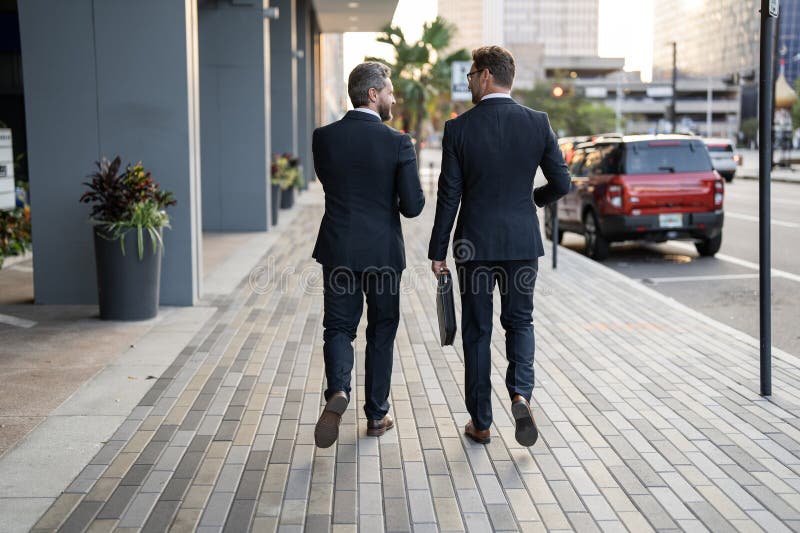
[
  {"x1": 314, "y1": 391, "x2": 348, "y2": 448},
  {"x1": 511, "y1": 396, "x2": 539, "y2": 447},
  {"x1": 464, "y1": 420, "x2": 491, "y2": 444},
  {"x1": 366, "y1": 414, "x2": 394, "y2": 437}
]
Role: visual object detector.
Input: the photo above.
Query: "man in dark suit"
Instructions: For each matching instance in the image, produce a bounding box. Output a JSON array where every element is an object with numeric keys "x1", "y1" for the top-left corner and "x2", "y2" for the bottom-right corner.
[
  {"x1": 312, "y1": 62, "x2": 425, "y2": 448},
  {"x1": 428, "y1": 46, "x2": 570, "y2": 446}
]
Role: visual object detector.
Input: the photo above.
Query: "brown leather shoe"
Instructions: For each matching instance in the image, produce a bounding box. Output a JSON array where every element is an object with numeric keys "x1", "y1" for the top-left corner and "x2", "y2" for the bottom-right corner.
[
  {"x1": 314, "y1": 391, "x2": 348, "y2": 448},
  {"x1": 511, "y1": 395, "x2": 539, "y2": 447},
  {"x1": 366, "y1": 414, "x2": 394, "y2": 437},
  {"x1": 464, "y1": 420, "x2": 491, "y2": 444}
]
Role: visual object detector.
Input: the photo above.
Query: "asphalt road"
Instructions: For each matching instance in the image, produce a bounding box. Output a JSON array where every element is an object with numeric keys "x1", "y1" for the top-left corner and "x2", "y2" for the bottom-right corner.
[
  {"x1": 556, "y1": 178, "x2": 800, "y2": 357},
  {"x1": 419, "y1": 147, "x2": 800, "y2": 357}
]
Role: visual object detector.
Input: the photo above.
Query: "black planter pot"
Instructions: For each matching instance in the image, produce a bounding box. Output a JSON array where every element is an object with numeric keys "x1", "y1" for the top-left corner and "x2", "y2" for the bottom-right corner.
[
  {"x1": 271, "y1": 184, "x2": 281, "y2": 226},
  {"x1": 93, "y1": 226, "x2": 162, "y2": 321},
  {"x1": 280, "y1": 186, "x2": 295, "y2": 209}
]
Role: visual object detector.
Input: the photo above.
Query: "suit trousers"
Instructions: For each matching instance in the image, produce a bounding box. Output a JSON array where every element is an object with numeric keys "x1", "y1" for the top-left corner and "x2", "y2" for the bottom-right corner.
[
  {"x1": 456, "y1": 259, "x2": 538, "y2": 431},
  {"x1": 322, "y1": 266, "x2": 401, "y2": 420}
]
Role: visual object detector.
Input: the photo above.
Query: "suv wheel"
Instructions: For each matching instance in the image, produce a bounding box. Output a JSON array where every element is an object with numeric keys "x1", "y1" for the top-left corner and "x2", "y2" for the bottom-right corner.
[
  {"x1": 695, "y1": 234, "x2": 722, "y2": 256},
  {"x1": 583, "y1": 210, "x2": 609, "y2": 261},
  {"x1": 544, "y1": 205, "x2": 564, "y2": 244}
]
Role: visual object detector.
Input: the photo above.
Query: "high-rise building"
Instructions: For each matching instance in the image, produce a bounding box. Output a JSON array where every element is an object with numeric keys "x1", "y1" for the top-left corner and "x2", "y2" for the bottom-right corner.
[
  {"x1": 652, "y1": 1, "x2": 760, "y2": 81},
  {"x1": 781, "y1": 0, "x2": 800, "y2": 86},
  {"x1": 438, "y1": 0, "x2": 503, "y2": 56},
  {"x1": 439, "y1": 0, "x2": 619, "y2": 88}
]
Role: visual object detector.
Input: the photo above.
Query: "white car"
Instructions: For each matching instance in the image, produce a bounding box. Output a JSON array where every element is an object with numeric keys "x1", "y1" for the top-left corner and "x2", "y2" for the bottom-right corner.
[{"x1": 702, "y1": 138, "x2": 740, "y2": 182}]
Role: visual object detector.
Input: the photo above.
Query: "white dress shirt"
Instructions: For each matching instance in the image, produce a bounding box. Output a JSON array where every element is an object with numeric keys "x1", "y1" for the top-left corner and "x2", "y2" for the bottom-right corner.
[
  {"x1": 481, "y1": 92, "x2": 513, "y2": 101},
  {"x1": 353, "y1": 107, "x2": 381, "y2": 119}
]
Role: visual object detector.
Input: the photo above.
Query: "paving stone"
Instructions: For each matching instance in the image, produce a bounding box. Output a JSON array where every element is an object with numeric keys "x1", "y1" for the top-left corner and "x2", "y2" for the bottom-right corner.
[
  {"x1": 41, "y1": 198, "x2": 800, "y2": 533},
  {"x1": 141, "y1": 500, "x2": 180, "y2": 533},
  {"x1": 56, "y1": 501, "x2": 103, "y2": 533},
  {"x1": 96, "y1": 485, "x2": 138, "y2": 519}
]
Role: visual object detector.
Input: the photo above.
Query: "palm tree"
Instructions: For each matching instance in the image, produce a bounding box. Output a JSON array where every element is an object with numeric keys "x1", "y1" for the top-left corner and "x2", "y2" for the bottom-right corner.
[{"x1": 366, "y1": 17, "x2": 470, "y2": 159}]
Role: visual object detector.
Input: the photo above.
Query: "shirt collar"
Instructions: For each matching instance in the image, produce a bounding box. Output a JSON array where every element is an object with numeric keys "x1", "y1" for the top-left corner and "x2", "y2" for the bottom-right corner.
[
  {"x1": 481, "y1": 92, "x2": 513, "y2": 101},
  {"x1": 354, "y1": 107, "x2": 381, "y2": 120}
]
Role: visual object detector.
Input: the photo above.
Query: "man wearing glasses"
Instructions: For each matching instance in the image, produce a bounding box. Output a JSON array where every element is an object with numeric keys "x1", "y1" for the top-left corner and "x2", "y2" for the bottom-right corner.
[{"x1": 428, "y1": 46, "x2": 571, "y2": 446}]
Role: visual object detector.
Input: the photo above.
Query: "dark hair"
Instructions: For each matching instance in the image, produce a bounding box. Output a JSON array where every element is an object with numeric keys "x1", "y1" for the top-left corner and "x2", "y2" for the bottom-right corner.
[
  {"x1": 472, "y1": 46, "x2": 515, "y2": 88},
  {"x1": 347, "y1": 62, "x2": 391, "y2": 107}
]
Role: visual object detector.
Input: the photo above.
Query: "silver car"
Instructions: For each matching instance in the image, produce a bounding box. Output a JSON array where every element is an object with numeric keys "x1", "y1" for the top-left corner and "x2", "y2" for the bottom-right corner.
[{"x1": 703, "y1": 138, "x2": 740, "y2": 182}]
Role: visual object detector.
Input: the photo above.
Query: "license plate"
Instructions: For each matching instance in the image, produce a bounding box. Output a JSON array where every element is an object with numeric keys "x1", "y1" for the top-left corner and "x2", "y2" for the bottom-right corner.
[{"x1": 659, "y1": 213, "x2": 683, "y2": 228}]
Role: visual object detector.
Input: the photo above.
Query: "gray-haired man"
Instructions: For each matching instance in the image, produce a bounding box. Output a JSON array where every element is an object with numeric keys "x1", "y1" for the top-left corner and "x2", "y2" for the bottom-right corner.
[{"x1": 311, "y1": 62, "x2": 425, "y2": 447}]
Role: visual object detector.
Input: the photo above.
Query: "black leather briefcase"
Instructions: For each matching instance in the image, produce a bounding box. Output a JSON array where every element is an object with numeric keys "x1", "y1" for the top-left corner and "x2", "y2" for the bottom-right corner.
[{"x1": 436, "y1": 268, "x2": 457, "y2": 346}]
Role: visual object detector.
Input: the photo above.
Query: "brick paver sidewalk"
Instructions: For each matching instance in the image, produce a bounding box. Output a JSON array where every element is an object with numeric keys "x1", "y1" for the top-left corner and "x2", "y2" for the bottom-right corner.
[{"x1": 27, "y1": 184, "x2": 800, "y2": 532}]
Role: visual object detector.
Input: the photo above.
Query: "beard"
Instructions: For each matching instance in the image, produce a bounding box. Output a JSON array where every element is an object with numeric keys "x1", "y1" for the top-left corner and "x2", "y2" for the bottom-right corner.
[
  {"x1": 378, "y1": 101, "x2": 392, "y2": 122},
  {"x1": 471, "y1": 86, "x2": 480, "y2": 105}
]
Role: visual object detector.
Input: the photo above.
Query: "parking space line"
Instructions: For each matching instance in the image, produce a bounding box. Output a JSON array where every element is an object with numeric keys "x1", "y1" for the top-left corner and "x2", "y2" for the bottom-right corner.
[
  {"x1": 643, "y1": 274, "x2": 760, "y2": 284},
  {"x1": 725, "y1": 211, "x2": 800, "y2": 228},
  {"x1": 666, "y1": 241, "x2": 800, "y2": 283},
  {"x1": 0, "y1": 313, "x2": 37, "y2": 328}
]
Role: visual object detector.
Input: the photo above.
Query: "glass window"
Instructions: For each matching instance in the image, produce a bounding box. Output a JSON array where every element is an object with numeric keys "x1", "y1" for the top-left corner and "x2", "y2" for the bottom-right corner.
[{"x1": 625, "y1": 140, "x2": 713, "y2": 174}]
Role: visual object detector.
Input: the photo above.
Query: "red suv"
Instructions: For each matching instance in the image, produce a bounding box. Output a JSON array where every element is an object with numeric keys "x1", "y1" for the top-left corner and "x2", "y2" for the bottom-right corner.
[{"x1": 546, "y1": 134, "x2": 724, "y2": 261}]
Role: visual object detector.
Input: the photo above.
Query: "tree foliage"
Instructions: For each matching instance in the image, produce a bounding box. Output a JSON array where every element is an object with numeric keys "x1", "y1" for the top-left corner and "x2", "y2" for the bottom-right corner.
[
  {"x1": 515, "y1": 82, "x2": 617, "y2": 137},
  {"x1": 366, "y1": 17, "x2": 470, "y2": 141}
]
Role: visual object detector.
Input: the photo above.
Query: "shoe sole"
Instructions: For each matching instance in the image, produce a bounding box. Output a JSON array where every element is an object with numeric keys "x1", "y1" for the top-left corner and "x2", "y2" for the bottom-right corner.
[
  {"x1": 366, "y1": 421, "x2": 394, "y2": 437},
  {"x1": 512, "y1": 401, "x2": 539, "y2": 447},
  {"x1": 314, "y1": 395, "x2": 348, "y2": 448}
]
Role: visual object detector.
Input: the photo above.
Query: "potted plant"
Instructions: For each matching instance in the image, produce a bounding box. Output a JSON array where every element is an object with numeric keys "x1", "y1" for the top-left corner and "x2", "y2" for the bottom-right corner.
[
  {"x1": 269, "y1": 157, "x2": 284, "y2": 226},
  {"x1": 272, "y1": 153, "x2": 302, "y2": 210},
  {"x1": 80, "y1": 156, "x2": 176, "y2": 320}
]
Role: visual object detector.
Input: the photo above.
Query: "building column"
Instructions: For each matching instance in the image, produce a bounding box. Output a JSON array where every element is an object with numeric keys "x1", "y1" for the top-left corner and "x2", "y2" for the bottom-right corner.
[
  {"x1": 18, "y1": 0, "x2": 202, "y2": 306},
  {"x1": 270, "y1": 0, "x2": 298, "y2": 157},
  {"x1": 198, "y1": 1, "x2": 272, "y2": 231},
  {"x1": 296, "y1": 0, "x2": 315, "y2": 188}
]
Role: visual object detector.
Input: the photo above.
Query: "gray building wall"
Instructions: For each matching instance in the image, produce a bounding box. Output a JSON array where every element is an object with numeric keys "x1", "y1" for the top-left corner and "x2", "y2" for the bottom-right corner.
[
  {"x1": 199, "y1": 2, "x2": 272, "y2": 231},
  {"x1": 18, "y1": 0, "x2": 202, "y2": 306},
  {"x1": 270, "y1": 0, "x2": 298, "y2": 157}
]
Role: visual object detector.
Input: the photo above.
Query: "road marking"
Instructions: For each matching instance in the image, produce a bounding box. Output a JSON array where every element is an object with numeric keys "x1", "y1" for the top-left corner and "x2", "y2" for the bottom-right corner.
[
  {"x1": 643, "y1": 273, "x2": 760, "y2": 284},
  {"x1": 725, "y1": 211, "x2": 800, "y2": 228},
  {"x1": 666, "y1": 241, "x2": 800, "y2": 283},
  {"x1": 725, "y1": 194, "x2": 800, "y2": 207},
  {"x1": 0, "y1": 313, "x2": 37, "y2": 328}
]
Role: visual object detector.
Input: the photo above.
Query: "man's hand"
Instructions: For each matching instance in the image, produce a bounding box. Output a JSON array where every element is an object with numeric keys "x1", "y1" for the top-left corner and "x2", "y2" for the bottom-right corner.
[{"x1": 431, "y1": 260, "x2": 448, "y2": 276}]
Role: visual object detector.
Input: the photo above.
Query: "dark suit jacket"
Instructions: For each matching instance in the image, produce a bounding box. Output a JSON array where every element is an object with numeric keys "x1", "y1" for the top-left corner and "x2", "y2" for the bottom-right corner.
[
  {"x1": 312, "y1": 110, "x2": 425, "y2": 272},
  {"x1": 428, "y1": 97, "x2": 571, "y2": 262}
]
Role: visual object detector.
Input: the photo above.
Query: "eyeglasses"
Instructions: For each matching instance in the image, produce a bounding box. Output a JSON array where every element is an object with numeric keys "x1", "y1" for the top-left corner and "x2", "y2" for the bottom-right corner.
[{"x1": 466, "y1": 67, "x2": 490, "y2": 81}]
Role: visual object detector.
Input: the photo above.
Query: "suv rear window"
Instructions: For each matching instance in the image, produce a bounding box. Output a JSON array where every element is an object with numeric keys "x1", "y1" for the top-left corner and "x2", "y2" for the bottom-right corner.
[
  {"x1": 625, "y1": 140, "x2": 713, "y2": 174},
  {"x1": 705, "y1": 144, "x2": 733, "y2": 153}
]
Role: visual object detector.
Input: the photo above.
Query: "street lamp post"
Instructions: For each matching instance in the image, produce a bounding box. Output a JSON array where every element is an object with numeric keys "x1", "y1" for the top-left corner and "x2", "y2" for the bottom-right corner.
[
  {"x1": 758, "y1": 0, "x2": 778, "y2": 397},
  {"x1": 670, "y1": 41, "x2": 677, "y2": 132}
]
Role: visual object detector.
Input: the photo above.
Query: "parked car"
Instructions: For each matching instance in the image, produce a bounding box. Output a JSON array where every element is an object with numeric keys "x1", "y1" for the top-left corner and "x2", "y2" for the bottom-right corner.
[
  {"x1": 558, "y1": 136, "x2": 590, "y2": 165},
  {"x1": 545, "y1": 134, "x2": 724, "y2": 260},
  {"x1": 702, "y1": 137, "x2": 740, "y2": 182}
]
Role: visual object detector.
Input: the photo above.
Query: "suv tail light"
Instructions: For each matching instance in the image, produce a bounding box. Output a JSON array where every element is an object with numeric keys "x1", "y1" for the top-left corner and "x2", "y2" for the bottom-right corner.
[
  {"x1": 714, "y1": 179, "x2": 724, "y2": 207},
  {"x1": 607, "y1": 181, "x2": 623, "y2": 209}
]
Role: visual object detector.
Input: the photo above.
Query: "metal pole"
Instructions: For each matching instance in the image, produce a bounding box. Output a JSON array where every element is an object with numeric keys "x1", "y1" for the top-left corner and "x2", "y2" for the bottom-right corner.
[
  {"x1": 706, "y1": 76, "x2": 713, "y2": 136},
  {"x1": 615, "y1": 77, "x2": 622, "y2": 132},
  {"x1": 758, "y1": 0, "x2": 777, "y2": 397},
  {"x1": 671, "y1": 42, "x2": 677, "y2": 132},
  {"x1": 551, "y1": 206, "x2": 558, "y2": 270}
]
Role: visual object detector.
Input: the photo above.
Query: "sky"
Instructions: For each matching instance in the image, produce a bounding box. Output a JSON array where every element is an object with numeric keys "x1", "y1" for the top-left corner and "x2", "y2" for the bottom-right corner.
[{"x1": 343, "y1": 0, "x2": 655, "y2": 84}]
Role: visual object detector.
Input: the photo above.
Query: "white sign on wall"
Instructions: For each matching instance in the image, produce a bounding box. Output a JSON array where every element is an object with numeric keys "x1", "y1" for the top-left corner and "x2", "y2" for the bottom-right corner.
[
  {"x1": 0, "y1": 129, "x2": 15, "y2": 211},
  {"x1": 451, "y1": 61, "x2": 472, "y2": 102}
]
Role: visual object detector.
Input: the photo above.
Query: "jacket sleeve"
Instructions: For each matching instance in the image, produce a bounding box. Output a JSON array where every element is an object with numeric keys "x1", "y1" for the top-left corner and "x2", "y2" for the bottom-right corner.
[
  {"x1": 396, "y1": 133, "x2": 425, "y2": 218},
  {"x1": 533, "y1": 114, "x2": 571, "y2": 207},
  {"x1": 427, "y1": 121, "x2": 463, "y2": 261}
]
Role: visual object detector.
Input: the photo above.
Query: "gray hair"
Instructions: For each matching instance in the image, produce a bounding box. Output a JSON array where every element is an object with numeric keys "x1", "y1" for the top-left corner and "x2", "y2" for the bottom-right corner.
[{"x1": 348, "y1": 62, "x2": 391, "y2": 108}]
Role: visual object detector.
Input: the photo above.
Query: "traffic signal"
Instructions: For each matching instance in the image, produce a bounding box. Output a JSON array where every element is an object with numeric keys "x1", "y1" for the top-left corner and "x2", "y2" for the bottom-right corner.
[{"x1": 552, "y1": 85, "x2": 565, "y2": 98}]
